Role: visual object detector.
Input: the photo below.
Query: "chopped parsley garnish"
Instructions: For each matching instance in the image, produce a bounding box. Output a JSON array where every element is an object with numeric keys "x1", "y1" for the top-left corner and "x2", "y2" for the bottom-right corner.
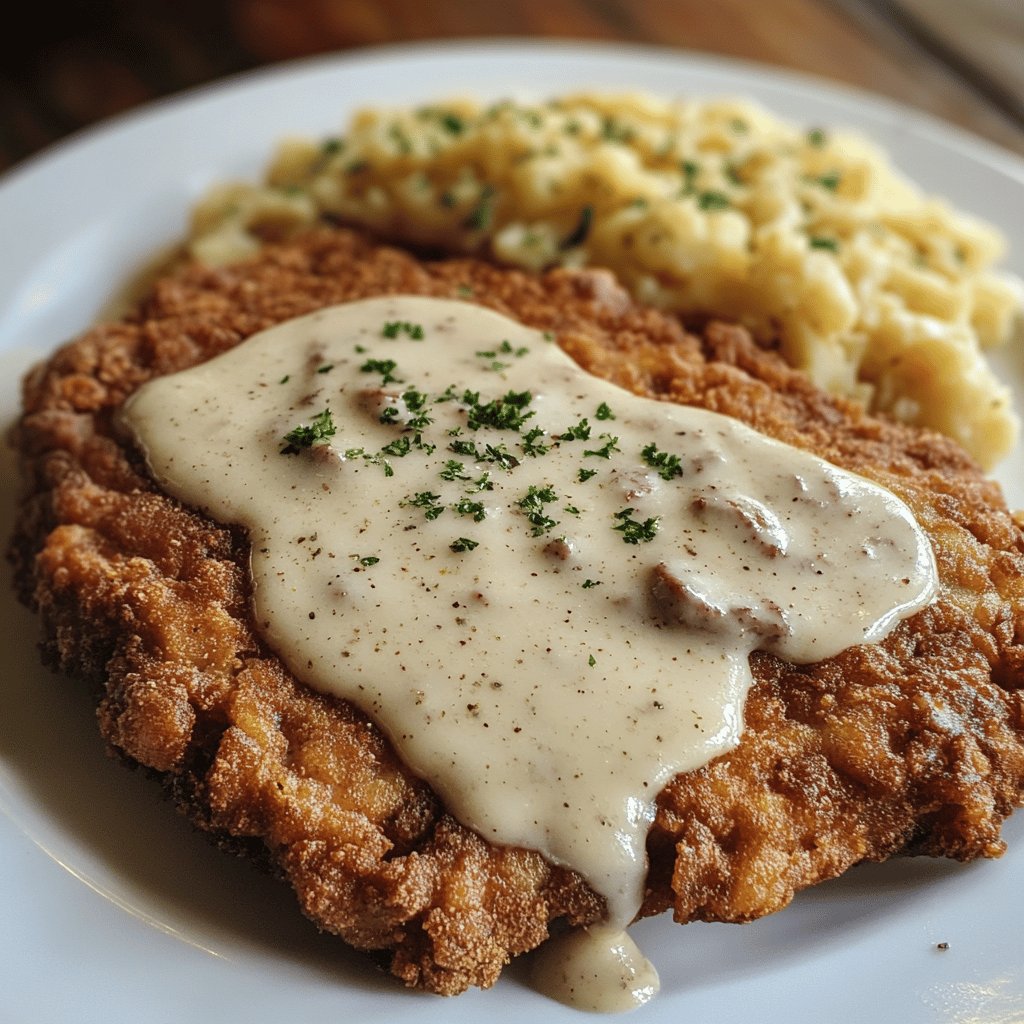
[
  {"x1": 730, "y1": 117, "x2": 748, "y2": 133},
  {"x1": 595, "y1": 402, "x2": 616, "y2": 421},
  {"x1": 578, "y1": 467, "x2": 598, "y2": 483},
  {"x1": 388, "y1": 122, "x2": 412, "y2": 154},
  {"x1": 400, "y1": 388, "x2": 433, "y2": 431},
  {"x1": 560, "y1": 204, "x2": 594, "y2": 249},
  {"x1": 588, "y1": 654, "x2": 597, "y2": 667},
  {"x1": 641, "y1": 442, "x2": 684, "y2": 480},
  {"x1": 582, "y1": 579, "x2": 601, "y2": 588},
  {"x1": 453, "y1": 498, "x2": 487, "y2": 522},
  {"x1": 519, "y1": 427, "x2": 550, "y2": 458},
  {"x1": 440, "y1": 112, "x2": 465, "y2": 135},
  {"x1": 475, "y1": 339, "x2": 529, "y2": 372},
  {"x1": 361, "y1": 358, "x2": 400, "y2": 384},
  {"x1": 382, "y1": 320, "x2": 425, "y2": 340},
  {"x1": 487, "y1": 340, "x2": 528, "y2": 356},
  {"x1": 613, "y1": 508, "x2": 660, "y2": 544},
  {"x1": 517, "y1": 484, "x2": 559, "y2": 536},
  {"x1": 812, "y1": 171, "x2": 842, "y2": 192},
  {"x1": 809, "y1": 236, "x2": 840, "y2": 252},
  {"x1": 680, "y1": 160, "x2": 700, "y2": 194},
  {"x1": 559, "y1": 416, "x2": 592, "y2": 442},
  {"x1": 380, "y1": 436, "x2": 412, "y2": 457},
  {"x1": 583, "y1": 433, "x2": 620, "y2": 459},
  {"x1": 483, "y1": 443, "x2": 519, "y2": 470},
  {"x1": 316, "y1": 363, "x2": 335, "y2": 374},
  {"x1": 278, "y1": 374, "x2": 290, "y2": 384},
  {"x1": 806, "y1": 127, "x2": 828, "y2": 148},
  {"x1": 465, "y1": 389, "x2": 535, "y2": 432},
  {"x1": 440, "y1": 459, "x2": 470, "y2": 481},
  {"x1": 379, "y1": 406, "x2": 400, "y2": 425},
  {"x1": 449, "y1": 438, "x2": 480, "y2": 458},
  {"x1": 280, "y1": 408, "x2": 336, "y2": 455},
  {"x1": 450, "y1": 537, "x2": 479, "y2": 553},
  {"x1": 404, "y1": 491, "x2": 445, "y2": 520},
  {"x1": 600, "y1": 117, "x2": 633, "y2": 144},
  {"x1": 697, "y1": 190, "x2": 731, "y2": 212},
  {"x1": 464, "y1": 185, "x2": 496, "y2": 231},
  {"x1": 343, "y1": 447, "x2": 394, "y2": 477},
  {"x1": 358, "y1": 555, "x2": 380, "y2": 566}
]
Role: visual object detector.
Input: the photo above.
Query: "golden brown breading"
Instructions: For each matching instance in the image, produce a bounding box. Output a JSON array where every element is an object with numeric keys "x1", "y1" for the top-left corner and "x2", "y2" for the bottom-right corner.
[{"x1": 9, "y1": 227, "x2": 1024, "y2": 994}]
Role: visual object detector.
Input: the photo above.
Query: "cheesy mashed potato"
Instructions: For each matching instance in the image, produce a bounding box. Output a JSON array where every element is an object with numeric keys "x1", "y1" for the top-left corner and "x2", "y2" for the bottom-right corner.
[{"x1": 187, "y1": 92, "x2": 1023, "y2": 468}]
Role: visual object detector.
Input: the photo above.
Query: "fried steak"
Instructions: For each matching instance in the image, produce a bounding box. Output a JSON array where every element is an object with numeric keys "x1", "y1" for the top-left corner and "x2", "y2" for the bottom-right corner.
[{"x1": 9, "y1": 227, "x2": 1024, "y2": 994}]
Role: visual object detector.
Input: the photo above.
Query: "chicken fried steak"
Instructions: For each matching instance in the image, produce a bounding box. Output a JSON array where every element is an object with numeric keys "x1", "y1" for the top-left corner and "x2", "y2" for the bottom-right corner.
[{"x1": 9, "y1": 227, "x2": 1024, "y2": 995}]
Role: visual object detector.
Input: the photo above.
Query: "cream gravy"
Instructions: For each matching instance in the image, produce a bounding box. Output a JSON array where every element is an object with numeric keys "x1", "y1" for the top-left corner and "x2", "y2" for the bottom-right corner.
[{"x1": 121, "y1": 295, "x2": 937, "y2": 1009}]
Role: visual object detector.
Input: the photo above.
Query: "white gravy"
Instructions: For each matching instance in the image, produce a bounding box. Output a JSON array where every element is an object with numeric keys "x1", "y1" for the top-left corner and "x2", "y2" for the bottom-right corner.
[{"x1": 121, "y1": 295, "x2": 937, "y2": 1010}]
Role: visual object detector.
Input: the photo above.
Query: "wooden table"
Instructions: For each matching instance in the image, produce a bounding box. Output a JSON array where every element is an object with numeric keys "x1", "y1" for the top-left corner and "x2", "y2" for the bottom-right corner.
[{"x1": 2, "y1": 0, "x2": 1022, "y2": 173}]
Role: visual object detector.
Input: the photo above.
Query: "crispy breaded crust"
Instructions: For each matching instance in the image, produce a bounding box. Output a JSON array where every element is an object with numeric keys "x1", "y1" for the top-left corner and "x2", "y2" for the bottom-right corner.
[{"x1": 9, "y1": 227, "x2": 1024, "y2": 993}]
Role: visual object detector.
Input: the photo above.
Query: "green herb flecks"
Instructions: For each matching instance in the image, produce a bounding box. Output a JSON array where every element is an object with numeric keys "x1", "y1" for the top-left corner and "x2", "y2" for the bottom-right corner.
[
  {"x1": 559, "y1": 416, "x2": 592, "y2": 442},
  {"x1": 382, "y1": 320, "x2": 425, "y2": 340},
  {"x1": 440, "y1": 459, "x2": 471, "y2": 481},
  {"x1": 464, "y1": 185, "x2": 496, "y2": 231},
  {"x1": 519, "y1": 427, "x2": 550, "y2": 458},
  {"x1": 806, "y1": 127, "x2": 827, "y2": 148},
  {"x1": 697, "y1": 190, "x2": 731, "y2": 212},
  {"x1": 560, "y1": 204, "x2": 594, "y2": 249},
  {"x1": 641, "y1": 442, "x2": 684, "y2": 480},
  {"x1": 517, "y1": 484, "x2": 559, "y2": 536},
  {"x1": 583, "y1": 433, "x2": 620, "y2": 460},
  {"x1": 595, "y1": 402, "x2": 616, "y2": 421},
  {"x1": 380, "y1": 436, "x2": 412, "y2": 458},
  {"x1": 680, "y1": 160, "x2": 700, "y2": 195},
  {"x1": 464, "y1": 389, "x2": 535, "y2": 432},
  {"x1": 453, "y1": 498, "x2": 487, "y2": 522},
  {"x1": 361, "y1": 358, "x2": 401, "y2": 385},
  {"x1": 281, "y1": 408, "x2": 337, "y2": 455},
  {"x1": 404, "y1": 491, "x2": 445, "y2": 520},
  {"x1": 450, "y1": 537, "x2": 479, "y2": 553},
  {"x1": 475, "y1": 339, "x2": 529, "y2": 372},
  {"x1": 440, "y1": 112, "x2": 464, "y2": 135},
  {"x1": 811, "y1": 171, "x2": 842, "y2": 192},
  {"x1": 809, "y1": 236, "x2": 840, "y2": 252},
  {"x1": 613, "y1": 507, "x2": 660, "y2": 544},
  {"x1": 600, "y1": 117, "x2": 634, "y2": 144}
]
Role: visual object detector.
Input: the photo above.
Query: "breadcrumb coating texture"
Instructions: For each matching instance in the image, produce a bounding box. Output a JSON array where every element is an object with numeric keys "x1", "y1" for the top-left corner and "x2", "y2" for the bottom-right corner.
[{"x1": 9, "y1": 227, "x2": 1024, "y2": 994}]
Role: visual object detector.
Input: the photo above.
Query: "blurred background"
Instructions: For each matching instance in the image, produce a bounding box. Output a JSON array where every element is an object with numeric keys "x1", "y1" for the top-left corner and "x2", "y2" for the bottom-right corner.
[{"x1": 1, "y1": 0, "x2": 1022, "y2": 172}]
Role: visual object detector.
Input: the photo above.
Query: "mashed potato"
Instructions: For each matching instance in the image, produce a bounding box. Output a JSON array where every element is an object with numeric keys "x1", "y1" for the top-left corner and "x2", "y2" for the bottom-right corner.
[{"x1": 187, "y1": 92, "x2": 1023, "y2": 468}]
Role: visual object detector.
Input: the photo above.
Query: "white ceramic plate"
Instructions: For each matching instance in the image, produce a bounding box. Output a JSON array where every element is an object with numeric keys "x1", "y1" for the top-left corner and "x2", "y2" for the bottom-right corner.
[{"x1": 1, "y1": 40, "x2": 1023, "y2": 1024}]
